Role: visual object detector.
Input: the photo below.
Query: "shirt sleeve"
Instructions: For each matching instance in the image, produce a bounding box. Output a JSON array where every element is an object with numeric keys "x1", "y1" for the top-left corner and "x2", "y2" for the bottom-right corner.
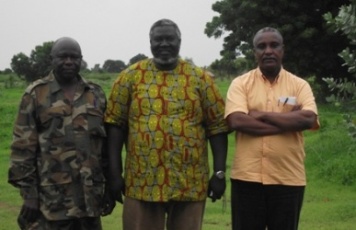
[
  {"x1": 8, "y1": 92, "x2": 39, "y2": 199},
  {"x1": 104, "y1": 72, "x2": 130, "y2": 128},
  {"x1": 225, "y1": 75, "x2": 249, "y2": 118},
  {"x1": 200, "y1": 72, "x2": 229, "y2": 137},
  {"x1": 298, "y1": 80, "x2": 320, "y2": 130}
]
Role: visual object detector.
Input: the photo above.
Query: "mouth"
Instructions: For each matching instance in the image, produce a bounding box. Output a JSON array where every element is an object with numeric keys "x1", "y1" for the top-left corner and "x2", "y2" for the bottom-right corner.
[
  {"x1": 262, "y1": 57, "x2": 276, "y2": 62},
  {"x1": 62, "y1": 68, "x2": 75, "y2": 73}
]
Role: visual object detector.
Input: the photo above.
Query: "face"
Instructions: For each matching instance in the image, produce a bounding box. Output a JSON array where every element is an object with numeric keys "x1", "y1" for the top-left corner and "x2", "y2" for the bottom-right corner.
[
  {"x1": 150, "y1": 25, "x2": 181, "y2": 69},
  {"x1": 254, "y1": 31, "x2": 284, "y2": 74},
  {"x1": 51, "y1": 39, "x2": 82, "y2": 82}
]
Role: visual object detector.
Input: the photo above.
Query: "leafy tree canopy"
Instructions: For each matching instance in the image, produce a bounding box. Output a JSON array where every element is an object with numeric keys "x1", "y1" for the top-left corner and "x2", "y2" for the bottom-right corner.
[
  {"x1": 102, "y1": 59, "x2": 126, "y2": 73},
  {"x1": 128, "y1": 53, "x2": 148, "y2": 66},
  {"x1": 11, "y1": 41, "x2": 88, "y2": 82},
  {"x1": 11, "y1": 41, "x2": 53, "y2": 82},
  {"x1": 205, "y1": 0, "x2": 352, "y2": 83},
  {"x1": 324, "y1": 0, "x2": 356, "y2": 139}
]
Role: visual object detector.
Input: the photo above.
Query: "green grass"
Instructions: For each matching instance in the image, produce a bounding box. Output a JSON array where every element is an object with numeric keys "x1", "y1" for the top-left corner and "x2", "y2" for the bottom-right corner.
[{"x1": 1, "y1": 74, "x2": 356, "y2": 229}]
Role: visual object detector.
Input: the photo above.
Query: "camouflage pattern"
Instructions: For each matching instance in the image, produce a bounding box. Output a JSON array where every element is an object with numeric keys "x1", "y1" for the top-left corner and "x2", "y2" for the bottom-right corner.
[
  {"x1": 18, "y1": 214, "x2": 102, "y2": 230},
  {"x1": 8, "y1": 72, "x2": 107, "y2": 221}
]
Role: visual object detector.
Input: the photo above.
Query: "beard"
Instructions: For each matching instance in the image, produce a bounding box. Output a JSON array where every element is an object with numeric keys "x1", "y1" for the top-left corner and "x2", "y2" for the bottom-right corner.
[{"x1": 153, "y1": 56, "x2": 179, "y2": 68}]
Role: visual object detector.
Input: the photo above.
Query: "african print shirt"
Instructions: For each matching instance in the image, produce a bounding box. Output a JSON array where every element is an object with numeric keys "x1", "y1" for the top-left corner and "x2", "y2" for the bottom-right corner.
[{"x1": 105, "y1": 58, "x2": 228, "y2": 202}]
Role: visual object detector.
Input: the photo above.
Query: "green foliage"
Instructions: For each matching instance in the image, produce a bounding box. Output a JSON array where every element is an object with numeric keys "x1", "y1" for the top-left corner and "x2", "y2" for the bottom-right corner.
[
  {"x1": 323, "y1": 1, "x2": 356, "y2": 140},
  {"x1": 10, "y1": 41, "x2": 90, "y2": 83},
  {"x1": 11, "y1": 41, "x2": 54, "y2": 83},
  {"x1": 210, "y1": 56, "x2": 250, "y2": 79},
  {"x1": 1, "y1": 76, "x2": 356, "y2": 229},
  {"x1": 205, "y1": 0, "x2": 351, "y2": 90},
  {"x1": 102, "y1": 59, "x2": 126, "y2": 73},
  {"x1": 128, "y1": 53, "x2": 148, "y2": 66}
]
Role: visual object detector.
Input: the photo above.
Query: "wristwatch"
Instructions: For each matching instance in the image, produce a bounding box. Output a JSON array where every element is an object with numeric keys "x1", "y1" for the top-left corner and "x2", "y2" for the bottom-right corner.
[{"x1": 215, "y1": 171, "x2": 225, "y2": 179}]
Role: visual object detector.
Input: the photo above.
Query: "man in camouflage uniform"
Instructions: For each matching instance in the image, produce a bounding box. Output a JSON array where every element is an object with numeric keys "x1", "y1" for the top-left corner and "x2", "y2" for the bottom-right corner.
[{"x1": 8, "y1": 37, "x2": 114, "y2": 230}]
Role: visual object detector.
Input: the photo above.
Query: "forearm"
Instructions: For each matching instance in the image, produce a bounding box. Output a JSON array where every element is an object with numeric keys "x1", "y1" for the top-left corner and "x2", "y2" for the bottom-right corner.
[
  {"x1": 8, "y1": 150, "x2": 39, "y2": 199},
  {"x1": 227, "y1": 112, "x2": 283, "y2": 136},
  {"x1": 209, "y1": 133, "x2": 228, "y2": 172},
  {"x1": 257, "y1": 110, "x2": 317, "y2": 131},
  {"x1": 106, "y1": 124, "x2": 126, "y2": 180}
]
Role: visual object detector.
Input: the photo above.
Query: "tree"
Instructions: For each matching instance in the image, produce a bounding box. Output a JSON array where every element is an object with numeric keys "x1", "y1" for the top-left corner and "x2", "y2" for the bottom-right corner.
[
  {"x1": 205, "y1": 0, "x2": 351, "y2": 91},
  {"x1": 323, "y1": 0, "x2": 356, "y2": 140},
  {"x1": 102, "y1": 59, "x2": 126, "y2": 73},
  {"x1": 81, "y1": 59, "x2": 89, "y2": 72},
  {"x1": 11, "y1": 41, "x2": 53, "y2": 82},
  {"x1": 11, "y1": 52, "x2": 36, "y2": 82},
  {"x1": 11, "y1": 41, "x2": 90, "y2": 82},
  {"x1": 128, "y1": 53, "x2": 148, "y2": 66},
  {"x1": 91, "y1": 64, "x2": 102, "y2": 73}
]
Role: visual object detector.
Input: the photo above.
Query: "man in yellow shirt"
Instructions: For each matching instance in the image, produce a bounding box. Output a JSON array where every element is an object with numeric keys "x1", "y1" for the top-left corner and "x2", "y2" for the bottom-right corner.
[{"x1": 225, "y1": 27, "x2": 319, "y2": 230}]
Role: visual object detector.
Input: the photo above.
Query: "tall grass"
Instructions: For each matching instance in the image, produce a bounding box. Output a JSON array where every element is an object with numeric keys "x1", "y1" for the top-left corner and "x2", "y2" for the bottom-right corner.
[{"x1": 0, "y1": 73, "x2": 356, "y2": 229}]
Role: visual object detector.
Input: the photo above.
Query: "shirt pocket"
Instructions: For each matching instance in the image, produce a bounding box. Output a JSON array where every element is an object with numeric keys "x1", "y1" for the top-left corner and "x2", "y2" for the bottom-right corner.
[{"x1": 38, "y1": 106, "x2": 70, "y2": 138}]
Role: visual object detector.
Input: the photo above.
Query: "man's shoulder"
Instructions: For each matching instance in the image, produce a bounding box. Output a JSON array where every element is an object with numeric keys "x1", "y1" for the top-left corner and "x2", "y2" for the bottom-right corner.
[
  {"x1": 25, "y1": 75, "x2": 52, "y2": 94},
  {"x1": 232, "y1": 68, "x2": 258, "y2": 81},
  {"x1": 281, "y1": 68, "x2": 309, "y2": 84}
]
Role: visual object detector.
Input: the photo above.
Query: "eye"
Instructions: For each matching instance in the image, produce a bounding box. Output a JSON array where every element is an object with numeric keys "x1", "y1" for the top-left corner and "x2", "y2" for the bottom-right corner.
[
  {"x1": 270, "y1": 42, "x2": 282, "y2": 49},
  {"x1": 255, "y1": 44, "x2": 267, "y2": 50},
  {"x1": 56, "y1": 54, "x2": 82, "y2": 60}
]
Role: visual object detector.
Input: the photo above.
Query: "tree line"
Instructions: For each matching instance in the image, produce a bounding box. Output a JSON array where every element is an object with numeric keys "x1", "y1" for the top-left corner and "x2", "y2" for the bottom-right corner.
[
  {"x1": 4, "y1": 0, "x2": 356, "y2": 110},
  {"x1": 9, "y1": 41, "x2": 149, "y2": 83}
]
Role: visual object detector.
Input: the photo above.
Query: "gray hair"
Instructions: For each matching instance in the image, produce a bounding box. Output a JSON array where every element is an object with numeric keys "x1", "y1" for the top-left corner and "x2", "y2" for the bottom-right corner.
[
  {"x1": 253, "y1": 27, "x2": 283, "y2": 47},
  {"x1": 149, "y1": 19, "x2": 181, "y2": 39}
]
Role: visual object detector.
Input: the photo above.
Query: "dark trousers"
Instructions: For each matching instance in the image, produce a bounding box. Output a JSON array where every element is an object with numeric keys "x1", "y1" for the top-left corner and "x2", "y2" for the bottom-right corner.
[
  {"x1": 123, "y1": 197, "x2": 206, "y2": 230},
  {"x1": 231, "y1": 179, "x2": 305, "y2": 230},
  {"x1": 19, "y1": 215, "x2": 102, "y2": 230}
]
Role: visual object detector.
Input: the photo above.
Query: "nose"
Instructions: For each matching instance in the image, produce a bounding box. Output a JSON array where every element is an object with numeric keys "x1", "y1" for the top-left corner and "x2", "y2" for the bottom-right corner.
[
  {"x1": 63, "y1": 56, "x2": 75, "y2": 64},
  {"x1": 264, "y1": 45, "x2": 274, "y2": 53},
  {"x1": 160, "y1": 39, "x2": 169, "y2": 46}
]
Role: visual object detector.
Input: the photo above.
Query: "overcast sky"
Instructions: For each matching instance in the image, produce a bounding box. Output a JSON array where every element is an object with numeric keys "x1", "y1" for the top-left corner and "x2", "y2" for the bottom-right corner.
[{"x1": 1, "y1": 0, "x2": 226, "y2": 70}]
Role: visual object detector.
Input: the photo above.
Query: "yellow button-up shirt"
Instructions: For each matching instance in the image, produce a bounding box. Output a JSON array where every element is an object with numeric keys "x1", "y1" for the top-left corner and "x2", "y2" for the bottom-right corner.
[{"x1": 225, "y1": 68, "x2": 319, "y2": 186}]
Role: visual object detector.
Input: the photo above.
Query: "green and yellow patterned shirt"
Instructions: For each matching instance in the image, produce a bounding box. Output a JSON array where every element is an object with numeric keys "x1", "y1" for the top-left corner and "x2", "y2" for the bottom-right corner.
[{"x1": 105, "y1": 59, "x2": 228, "y2": 202}]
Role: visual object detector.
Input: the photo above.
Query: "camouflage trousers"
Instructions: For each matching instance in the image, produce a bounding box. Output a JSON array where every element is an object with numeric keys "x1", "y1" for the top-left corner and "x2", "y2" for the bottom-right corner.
[{"x1": 18, "y1": 214, "x2": 102, "y2": 230}]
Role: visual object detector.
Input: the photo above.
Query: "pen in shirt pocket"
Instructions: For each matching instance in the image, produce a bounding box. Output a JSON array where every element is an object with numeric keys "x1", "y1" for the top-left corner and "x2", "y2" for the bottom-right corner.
[{"x1": 278, "y1": 96, "x2": 297, "y2": 106}]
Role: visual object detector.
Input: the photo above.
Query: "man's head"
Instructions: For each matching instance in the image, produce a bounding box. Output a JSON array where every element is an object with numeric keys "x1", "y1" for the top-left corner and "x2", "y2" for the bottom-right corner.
[
  {"x1": 149, "y1": 19, "x2": 181, "y2": 70},
  {"x1": 51, "y1": 37, "x2": 82, "y2": 82},
  {"x1": 253, "y1": 27, "x2": 284, "y2": 78}
]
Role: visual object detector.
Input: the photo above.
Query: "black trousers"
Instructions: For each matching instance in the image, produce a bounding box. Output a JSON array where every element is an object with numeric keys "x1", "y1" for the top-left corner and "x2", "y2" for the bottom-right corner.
[
  {"x1": 19, "y1": 215, "x2": 102, "y2": 230},
  {"x1": 231, "y1": 179, "x2": 305, "y2": 230}
]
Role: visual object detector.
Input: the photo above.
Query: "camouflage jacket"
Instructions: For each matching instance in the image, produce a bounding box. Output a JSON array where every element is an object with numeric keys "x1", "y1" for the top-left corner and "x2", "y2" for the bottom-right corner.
[{"x1": 8, "y1": 72, "x2": 107, "y2": 220}]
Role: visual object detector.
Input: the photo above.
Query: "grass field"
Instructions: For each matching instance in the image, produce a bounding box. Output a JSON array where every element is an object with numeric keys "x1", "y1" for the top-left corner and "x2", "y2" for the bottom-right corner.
[{"x1": 0, "y1": 73, "x2": 356, "y2": 229}]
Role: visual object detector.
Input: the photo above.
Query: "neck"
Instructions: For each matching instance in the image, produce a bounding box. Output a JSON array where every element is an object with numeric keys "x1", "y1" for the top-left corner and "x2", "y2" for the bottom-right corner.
[
  {"x1": 261, "y1": 67, "x2": 281, "y2": 83},
  {"x1": 153, "y1": 57, "x2": 178, "y2": 71},
  {"x1": 54, "y1": 74, "x2": 79, "y2": 88}
]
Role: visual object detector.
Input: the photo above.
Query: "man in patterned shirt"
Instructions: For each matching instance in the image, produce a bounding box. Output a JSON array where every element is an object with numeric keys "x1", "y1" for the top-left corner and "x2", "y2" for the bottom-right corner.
[
  {"x1": 105, "y1": 19, "x2": 229, "y2": 230},
  {"x1": 8, "y1": 37, "x2": 114, "y2": 230}
]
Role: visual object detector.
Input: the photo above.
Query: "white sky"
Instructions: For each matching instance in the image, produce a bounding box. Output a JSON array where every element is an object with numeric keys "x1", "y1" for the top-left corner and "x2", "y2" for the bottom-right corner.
[{"x1": 1, "y1": 0, "x2": 225, "y2": 70}]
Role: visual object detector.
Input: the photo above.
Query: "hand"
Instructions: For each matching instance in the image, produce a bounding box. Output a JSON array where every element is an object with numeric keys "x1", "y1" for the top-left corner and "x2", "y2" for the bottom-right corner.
[
  {"x1": 291, "y1": 104, "x2": 302, "y2": 111},
  {"x1": 207, "y1": 175, "x2": 226, "y2": 202},
  {"x1": 101, "y1": 185, "x2": 116, "y2": 216},
  {"x1": 110, "y1": 175, "x2": 125, "y2": 204},
  {"x1": 19, "y1": 199, "x2": 41, "y2": 224}
]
